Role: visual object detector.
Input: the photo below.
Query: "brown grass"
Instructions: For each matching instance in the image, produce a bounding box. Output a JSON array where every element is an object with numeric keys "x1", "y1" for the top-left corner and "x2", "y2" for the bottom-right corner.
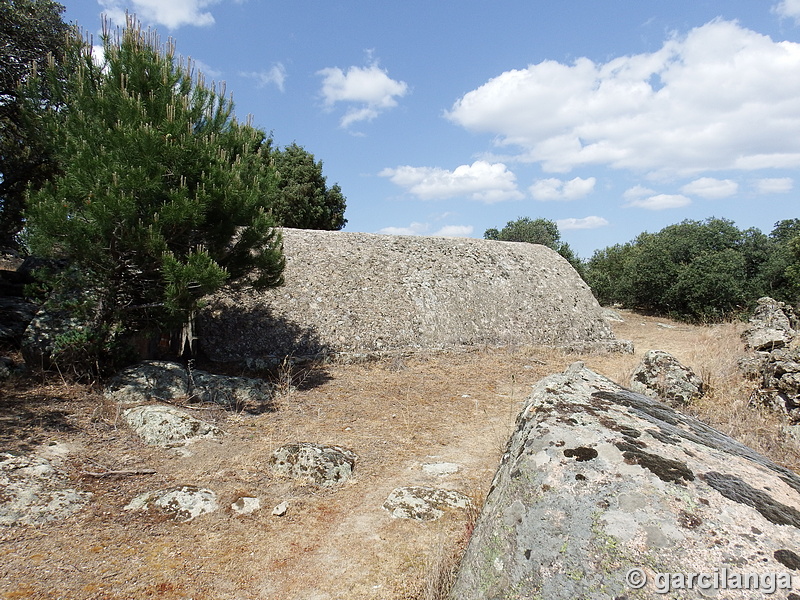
[{"x1": 1, "y1": 310, "x2": 799, "y2": 599}]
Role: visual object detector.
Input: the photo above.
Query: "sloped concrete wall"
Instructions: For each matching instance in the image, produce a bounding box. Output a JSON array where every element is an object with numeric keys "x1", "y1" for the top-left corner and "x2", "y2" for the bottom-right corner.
[{"x1": 198, "y1": 229, "x2": 628, "y2": 363}]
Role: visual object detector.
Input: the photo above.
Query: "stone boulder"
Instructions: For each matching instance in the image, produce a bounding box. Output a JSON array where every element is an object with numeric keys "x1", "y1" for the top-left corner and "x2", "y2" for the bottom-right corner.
[
  {"x1": 104, "y1": 360, "x2": 273, "y2": 410},
  {"x1": 450, "y1": 363, "x2": 800, "y2": 599},
  {"x1": 742, "y1": 297, "x2": 797, "y2": 351},
  {"x1": 124, "y1": 486, "x2": 218, "y2": 522},
  {"x1": 0, "y1": 451, "x2": 92, "y2": 526},
  {"x1": 382, "y1": 486, "x2": 471, "y2": 521},
  {"x1": 198, "y1": 229, "x2": 631, "y2": 364},
  {"x1": 122, "y1": 405, "x2": 223, "y2": 447},
  {"x1": 20, "y1": 309, "x2": 86, "y2": 369},
  {"x1": 630, "y1": 349, "x2": 705, "y2": 407},
  {"x1": 0, "y1": 296, "x2": 37, "y2": 347},
  {"x1": 747, "y1": 347, "x2": 800, "y2": 423},
  {"x1": 269, "y1": 443, "x2": 357, "y2": 487}
]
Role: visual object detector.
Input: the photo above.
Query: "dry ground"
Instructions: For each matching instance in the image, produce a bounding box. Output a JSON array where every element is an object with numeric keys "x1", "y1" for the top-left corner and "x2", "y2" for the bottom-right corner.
[{"x1": 2, "y1": 311, "x2": 800, "y2": 600}]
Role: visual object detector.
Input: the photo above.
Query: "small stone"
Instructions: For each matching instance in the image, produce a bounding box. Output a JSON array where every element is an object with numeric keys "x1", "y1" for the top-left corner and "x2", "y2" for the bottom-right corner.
[
  {"x1": 272, "y1": 501, "x2": 288, "y2": 516},
  {"x1": 231, "y1": 496, "x2": 261, "y2": 515}
]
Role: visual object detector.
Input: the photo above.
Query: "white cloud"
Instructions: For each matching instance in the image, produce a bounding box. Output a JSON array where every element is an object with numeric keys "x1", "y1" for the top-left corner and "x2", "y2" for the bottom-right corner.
[
  {"x1": 625, "y1": 194, "x2": 691, "y2": 210},
  {"x1": 377, "y1": 222, "x2": 474, "y2": 237},
  {"x1": 753, "y1": 177, "x2": 794, "y2": 193},
  {"x1": 100, "y1": 0, "x2": 219, "y2": 29},
  {"x1": 447, "y1": 19, "x2": 800, "y2": 176},
  {"x1": 317, "y1": 62, "x2": 408, "y2": 128},
  {"x1": 557, "y1": 216, "x2": 610, "y2": 230},
  {"x1": 680, "y1": 177, "x2": 738, "y2": 199},
  {"x1": 530, "y1": 176, "x2": 596, "y2": 201},
  {"x1": 623, "y1": 185, "x2": 657, "y2": 200},
  {"x1": 241, "y1": 63, "x2": 287, "y2": 92},
  {"x1": 379, "y1": 161, "x2": 524, "y2": 203},
  {"x1": 774, "y1": 0, "x2": 800, "y2": 23}
]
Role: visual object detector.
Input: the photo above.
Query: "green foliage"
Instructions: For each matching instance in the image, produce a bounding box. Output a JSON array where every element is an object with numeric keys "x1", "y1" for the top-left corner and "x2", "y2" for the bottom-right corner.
[
  {"x1": 0, "y1": 0, "x2": 71, "y2": 249},
  {"x1": 484, "y1": 216, "x2": 585, "y2": 278},
  {"x1": 267, "y1": 142, "x2": 347, "y2": 230},
  {"x1": 23, "y1": 16, "x2": 285, "y2": 373},
  {"x1": 585, "y1": 217, "x2": 798, "y2": 322}
]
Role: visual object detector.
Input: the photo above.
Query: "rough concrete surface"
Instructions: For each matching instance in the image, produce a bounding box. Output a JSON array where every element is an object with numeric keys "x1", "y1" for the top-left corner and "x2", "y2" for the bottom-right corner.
[
  {"x1": 198, "y1": 229, "x2": 630, "y2": 363},
  {"x1": 450, "y1": 362, "x2": 800, "y2": 600}
]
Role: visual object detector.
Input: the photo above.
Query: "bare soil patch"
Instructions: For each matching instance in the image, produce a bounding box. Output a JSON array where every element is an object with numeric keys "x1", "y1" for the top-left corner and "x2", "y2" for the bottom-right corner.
[{"x1": 2, "y1": 311, "x2": 799, "y2": 600}]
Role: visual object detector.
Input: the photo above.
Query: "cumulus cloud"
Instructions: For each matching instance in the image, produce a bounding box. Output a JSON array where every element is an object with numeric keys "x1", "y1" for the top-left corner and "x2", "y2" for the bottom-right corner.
[
  {"x1": 625, "y1": 194, "x2": 691, "y2": 210},
  {"x1": 317, "y1": 62, "x2": 408, "y2": 128},
  {"x1": 753, "y1": 177, "x2": 794, "y2": 193},
  {"x1": 100, "y1": 0, "x2": 219, "y2": 29},
  {"x1": 241, "y1": 63, "x2": 287, "y2": 92},
  {"x1": 680, "y1": 177, "x2": 738, "y2": 199},
  {"x1": 379, "y1": 161, "x2": 524, "y2": 203},
  {"x1": 377, "y1": 222, "x2": 474, "y2": 237},
  {"x1": 447, "y1": 19, "x2": 800, "y2": 176},
  {"x1": 529, "y1": 176, "x2": 596, "y2": 201},
  {"x1": 557, "y1": 216, "x2": 610, "y2": 230},
  {"x1": 774, "y1": 0, "x2": 800, "y2": 23}
]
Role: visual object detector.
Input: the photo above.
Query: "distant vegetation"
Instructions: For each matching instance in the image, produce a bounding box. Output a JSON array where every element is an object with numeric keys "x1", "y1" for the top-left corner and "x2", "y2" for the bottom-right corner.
[
  {"x1": 0, "y1": 5, "x2": 346, "y2": 374},
  {"x1": 584, "y1": 218, "x2": 800, "y2": 322},
  {"x1": 486, "y1": 216, "x2": 800, "y2": 323}
]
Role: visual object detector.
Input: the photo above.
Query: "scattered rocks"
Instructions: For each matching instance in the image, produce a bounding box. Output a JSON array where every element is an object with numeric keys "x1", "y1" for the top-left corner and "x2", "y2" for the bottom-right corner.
[
  {"x1": 124, "y1": 486, "x2": 218, "y2": 522},
  {"x1": 746, "y1": 346, "x2": 800, "y2": 423},
  {"x1": 231, "y1": 496, "x2": 261, "y2": 515},
  {"x1": 269, "y1": 443, "x2": 357, "y2": 487},
  {"x1": 122, "y1": 405, "x2": 223, "y2": 447},
  {"x1": 742, "y1": 297, "x2": 797, "y2": 351},
  {"x1": 630, "y1": 349, "x2": 705, "y2": 407},
  {"x1": 104, "y1": 360, "x2": 273, "y2": 409},
  {"x1": 382, "y1": 486, "x2": 471, "y2": 521},
  {"x1": 450, "y1": 362, "x2": 800, "y2": 599},
  {"x1": 0, "y1": 450, "x2": 92, "y2": 526}
]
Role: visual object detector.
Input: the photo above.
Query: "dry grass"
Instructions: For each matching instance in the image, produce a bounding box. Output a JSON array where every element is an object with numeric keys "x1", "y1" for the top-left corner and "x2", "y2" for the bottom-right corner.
[{"x1": 1, "y1": 310, "x2": 799, "y2": 599}]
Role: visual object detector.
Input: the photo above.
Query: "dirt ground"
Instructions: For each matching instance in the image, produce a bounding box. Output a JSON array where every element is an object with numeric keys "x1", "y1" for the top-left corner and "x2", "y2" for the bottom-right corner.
[{"x1": 2, "y1": 311, "x2": 799, "y2": 600}]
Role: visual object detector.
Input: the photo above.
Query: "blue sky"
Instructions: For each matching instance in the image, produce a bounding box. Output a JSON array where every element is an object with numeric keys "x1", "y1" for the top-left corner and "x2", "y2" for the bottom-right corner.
[{"x1": 61, "y1": 0, "x2": 800, "y2": 259}]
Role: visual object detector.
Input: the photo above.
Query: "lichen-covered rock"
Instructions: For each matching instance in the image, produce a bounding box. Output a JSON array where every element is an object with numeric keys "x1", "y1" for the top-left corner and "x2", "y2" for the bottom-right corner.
[
  {"x1": 105, "y1": 361, "x2": 188, "y2": 404},
  {"x1": 190, "y1": 371, "x2": 273, "y2": 408},
  {"x1": 198, "y1": 229, "x2": 631, "y2": 363},
  {"x1": 269, "y1": 443, "x2": 357, "y2": 487},
  {"x1": 450, "y1": 362, "x2": 800, "y2": 600},
  {"x1": 742, "y1": 297, "x2": 796, "y2": 351},
  {"x1": 382, "y1": 486, "x2": 471, "y2": 521},
  {"x1": 630, "y1": 349, "x2": 705, "y2": 407},
  {"x1": 104, "y1": 361, "x2": 273, "y2": 409},
  {"x1": 20, "y1": 309, "x2": 87, "y2": 369},
  {"x1": 0, "y1": 451, "x2": 91, "y2": 526},
  {"x1": 124, "y1": 486, "x2": 218, "y2": 522},
  {"x1": 122, "y1": 405, "x2": 222, "y2": 447},
  {"x1": 747, "y1": 347, "x2": 800, "y2": 423}
]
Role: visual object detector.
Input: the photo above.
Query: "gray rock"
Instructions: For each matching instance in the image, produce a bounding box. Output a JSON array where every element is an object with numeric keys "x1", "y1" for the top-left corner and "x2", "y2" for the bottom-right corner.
[
  {"x1": 0, "y1": 451, "x2": 92, "y2": 526},
  {"x1": 747, "y1": 347, "x2": 800, "y2": 423},
  {"x1": 630, "y1": 349, "x2": 704, "y2": 407},
  {"x1": 231, "y1": 496, "x2": 261, "y2": 515},
  {"x1": 20, "y1": 309, "x2": 86, "y2": 369},
  {"x1": 271, "y1": 501, "x2": 288, "y2": 516},
  {"x1": 450, "y1": 363, "x2": 800, "y2": 599},
  {"x1": 383, "y1": 486, "x2": 471, "y2": 521},
  {"x1": 269, "y1": 442, "x2": 357, "y2": 487},
  {"x1": 601, "y1": 308, "x2": 624, "y2": 322},
  {"x1": 742, "y1": 297, "x2": 796, "y2": 351},
  {"x1": 105, "y1": 360, "x2": 188, "y2": 404},
  {"x1": 190, "y1": 371, "x2": 273, "y2": 408},
  {"x1": 422, "y1": 462, "x2": 461, "y2": 477},
  {"x1": 198, "y1": 229, "x2": 631, "y2": 364},
  {"x1": 104, "y1": 361, "x2": 273, "y2": 410},
  {"x1": 124, "y1": 485, "x2": 218, "y2": 522},
  {"x1": 0, "y1": 296, "x2": 37, "y2": 346},
  {"x1": 122, "y1": 404, "x2": 223, "y2": 447}
]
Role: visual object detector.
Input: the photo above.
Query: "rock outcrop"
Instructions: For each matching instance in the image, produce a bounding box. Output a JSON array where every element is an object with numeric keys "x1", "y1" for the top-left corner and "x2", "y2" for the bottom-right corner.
[
  {"x1": 450, "y1": 363, "x2": 800, "y2": 599},
  {"x1": 198, "y1": 229, "x2": 631, "y2": 364},
  {"x1": 382, "y1": 486, "x2": 472, "y2": 521},
  {"x1": 742, "y1": 297, "x2": 797, "y2": 351},
  {"x1": 269, "y1": 442, "x2": 357, "y2": 487},
  {"x1": 124, "y1": 486, "x2": 218, "y2": 522},
  {"x1": 630, "y1": 349, "x2": 705, "y2": 408},
  {"x1": 121, "y1": 405, "x2": 223, "y2": 447}
]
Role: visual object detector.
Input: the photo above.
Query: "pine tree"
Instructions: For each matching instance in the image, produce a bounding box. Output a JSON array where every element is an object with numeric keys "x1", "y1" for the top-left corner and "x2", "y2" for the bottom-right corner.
[{"x1": 24, "y1": 16, "x2": 284, "y2": 372}]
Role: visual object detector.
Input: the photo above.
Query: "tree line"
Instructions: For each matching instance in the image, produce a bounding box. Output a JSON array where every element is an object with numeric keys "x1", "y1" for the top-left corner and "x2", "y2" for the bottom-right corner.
[
  {"x1": 486, "y1": 216, "x2": 800, "y2": 323},
  {"x1": 1, "y1": 2, "x2": 346, "y2": 373}
]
